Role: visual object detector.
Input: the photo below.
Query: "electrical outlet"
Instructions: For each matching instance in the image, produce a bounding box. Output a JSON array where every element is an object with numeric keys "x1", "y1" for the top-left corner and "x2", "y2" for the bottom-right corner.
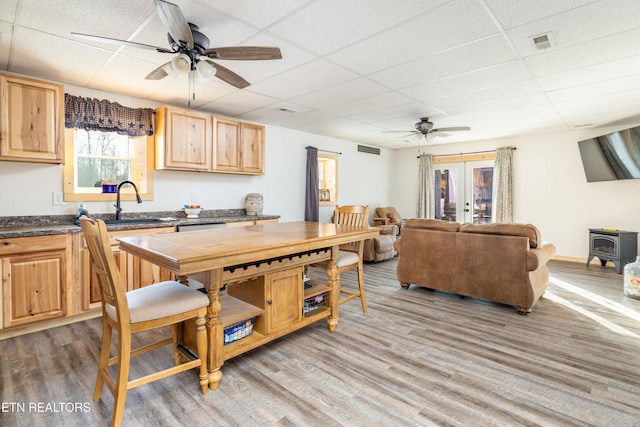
[
  {"x1": 52, "y1": 192, "x2": 65, "y2": 206},
  {"x1": 190, "y1": 193, "x2": 196, "y2": 203}
]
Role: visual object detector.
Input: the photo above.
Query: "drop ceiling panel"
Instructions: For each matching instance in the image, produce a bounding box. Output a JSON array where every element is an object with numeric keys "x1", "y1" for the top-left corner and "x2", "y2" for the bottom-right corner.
[
  {"x1": 17, "y1": 0, "x2": 153, "y2": 40},
  {"x1": 203, "y1": 89, "x2": 280, "y2": 117},
  {"x1": 506, "y1": 0, "x2": 640, "y2": 57},
  {"x1": 369, "y1": 35, "x2": 518, "y2": 91},
  {"x1": 484, "y1": 0, "x2": 596, "y2": 29},
  {"x1": 11, "y1": 27, "x2": 112, "y2": 85},
  {"x1": 0, "y1": 0, "x2": 18, "y2": 21},
  {"x1": 537, "y1": 55, "x2": 640, "y2": 93},
  {"x1": 248, "y1": 59, "x2": 357, "y2": 99},
  {"x1": 525, "y1": 29, "x2": 640, "y2": 78},
  {"x1": 327, "y1": 0, "x2": 500, "y2": 75},
  {"x1": 400, "y1": 60, "x2": 532, "y2": 101},
  {"x1": 331, "y1": 91, "x2": 418, "y2": 117},
  {"x1": 199, "y1": 0, "x2": 314, "y2": 29},
  {"x1": 289, "y1": 77, "x2": 389, "y2": 110},
  {"x1": 268, "y1": 0, "x2": 451, "y2": 56}
]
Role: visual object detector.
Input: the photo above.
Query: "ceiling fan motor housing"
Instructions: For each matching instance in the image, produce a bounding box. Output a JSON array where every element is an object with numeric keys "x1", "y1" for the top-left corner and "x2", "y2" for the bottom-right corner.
[
  {"x1": 167, "y1": 23, "x2": 210, "y2": 54},
  {"x1": 416, "y1": 118, "x2": 434, "y2": 133}
]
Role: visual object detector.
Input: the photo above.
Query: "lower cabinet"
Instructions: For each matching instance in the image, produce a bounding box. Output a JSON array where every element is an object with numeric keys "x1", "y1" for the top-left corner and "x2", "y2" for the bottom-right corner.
[
  {"x1": 0, "y1": 234, "x2": 71, "y2": 329},
  {"x1": 78, "y1": 227, "x2": 175, "y2": 311},
  {"x1": 227, "y1": 267, "x2": 303, "y2": 335}
]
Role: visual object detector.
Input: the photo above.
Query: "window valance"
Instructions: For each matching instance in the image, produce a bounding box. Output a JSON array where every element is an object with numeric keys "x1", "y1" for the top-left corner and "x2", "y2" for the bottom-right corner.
[{"x1": 64, "y1": 94, "x2": 154, "y2": 137}]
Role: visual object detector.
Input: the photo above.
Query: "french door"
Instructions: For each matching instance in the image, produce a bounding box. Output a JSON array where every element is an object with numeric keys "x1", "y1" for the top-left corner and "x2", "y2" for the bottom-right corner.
[{"x1": 434, "y1": 160, "x2": 494, "y2": 224}]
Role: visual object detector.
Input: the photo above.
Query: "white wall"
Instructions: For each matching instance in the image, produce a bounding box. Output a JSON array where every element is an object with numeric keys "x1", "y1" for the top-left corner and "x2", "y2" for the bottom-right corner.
[
  {"x1": 389, "y1": 127, "x2": 640, "y2": 260},
  {"x1": 0, "y1": 84, "x2": 392, "y2": 223}
]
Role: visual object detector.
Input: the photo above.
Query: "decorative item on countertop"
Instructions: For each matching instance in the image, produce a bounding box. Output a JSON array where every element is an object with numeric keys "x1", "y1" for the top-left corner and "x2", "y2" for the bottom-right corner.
[
  {"x1": 184, "y1": 204, "x2": 202, "y2": 219},
  {"x1": 624, "y1": 256, "x2": 640, "y2": 299},
  {"x1": 101, "y1": 180, "x2": 117, "y2": 193},
  {"x1": 245, "y1": 193, "x2": 263, "y2": 216}
]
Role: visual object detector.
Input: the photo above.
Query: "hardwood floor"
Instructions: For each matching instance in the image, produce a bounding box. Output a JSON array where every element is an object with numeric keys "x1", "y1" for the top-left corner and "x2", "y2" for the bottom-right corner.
[{"x1": 1, "y1": 259, "x2": 640, "y2": 426}]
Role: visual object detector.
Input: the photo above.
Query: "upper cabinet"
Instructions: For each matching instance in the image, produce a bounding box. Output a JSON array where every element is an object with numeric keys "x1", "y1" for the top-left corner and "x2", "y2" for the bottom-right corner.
[
  {"x1": 0, "y1": 74, "x2": 64, "y2": 164},
  {"x1": 155, "y1": 106, "x2": 264, "y2": 175},
  {"x1": 155, "y1": 106, "x2": 212, "y2": 171}
]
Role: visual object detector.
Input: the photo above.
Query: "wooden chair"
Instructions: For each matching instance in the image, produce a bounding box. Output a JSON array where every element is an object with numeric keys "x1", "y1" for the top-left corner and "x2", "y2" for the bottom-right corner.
[
  {"x1": 80, "y1": 217, "x2": 210, "y2": 427},
  {"x1": 313, "y1": 205, "x2": 370, "y2": 313}
]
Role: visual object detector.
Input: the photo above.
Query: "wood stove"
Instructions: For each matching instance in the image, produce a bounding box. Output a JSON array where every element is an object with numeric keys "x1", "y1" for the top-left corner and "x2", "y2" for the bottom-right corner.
[{"x1": 587, "y1": 228, "x2": 638, "y2": 274}]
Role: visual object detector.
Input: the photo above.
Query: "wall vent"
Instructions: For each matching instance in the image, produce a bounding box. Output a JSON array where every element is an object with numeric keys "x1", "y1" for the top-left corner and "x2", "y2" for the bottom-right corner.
[{"x1": 358, "y1": 145, "x2": 380, "y2": 155}]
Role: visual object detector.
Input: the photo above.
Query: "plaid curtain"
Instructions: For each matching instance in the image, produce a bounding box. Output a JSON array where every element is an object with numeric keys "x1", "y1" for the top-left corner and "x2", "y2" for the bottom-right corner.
[{"x1": 64, "y1": 94, "x2": 154, "y2": 137}]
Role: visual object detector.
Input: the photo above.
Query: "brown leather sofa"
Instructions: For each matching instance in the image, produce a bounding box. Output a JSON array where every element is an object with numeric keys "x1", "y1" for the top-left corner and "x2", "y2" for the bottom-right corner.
[
  {"x1": 363, "y1": 224, "x2": 399, "y2": 262},
  {"x1": 394, "y1": 219, "x2": 556, "y2": 314}
]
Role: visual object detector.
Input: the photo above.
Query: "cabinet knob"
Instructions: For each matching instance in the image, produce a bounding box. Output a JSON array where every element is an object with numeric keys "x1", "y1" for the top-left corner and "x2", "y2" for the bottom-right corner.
[
  {"x1": 267, "y1": 299, "x2": 272, "y2": 305},
  {"x1": 3, "y1": 241, "x2": 9, "y2": 246}
]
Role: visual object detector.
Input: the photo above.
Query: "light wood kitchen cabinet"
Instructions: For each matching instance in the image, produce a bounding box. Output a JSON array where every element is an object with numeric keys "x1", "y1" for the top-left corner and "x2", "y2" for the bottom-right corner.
[
  {"x1": 240, "y1": 122, "x2": 264, "y2": 174},
  {"x1": 226, "y1": 266, "x2": 303, "y2": 336},
  {"x1": 214, "y1": 118, "x2": 264, "y2": 174},
  {"x1": 0, "y1": 234, "x2": 71, "y2": 329},
  {"x1": 154, "y1": 106, "x2": 264, "y2": 175},
  {"x1": 0, "y1": 73, "x2": 64, "y2": 164},
  {"x1": 78, "y1": 227, "x2": 175, "y2": 311},
  {"x1": 155, "y1": 106, "x2": 212, "y2": 171}
]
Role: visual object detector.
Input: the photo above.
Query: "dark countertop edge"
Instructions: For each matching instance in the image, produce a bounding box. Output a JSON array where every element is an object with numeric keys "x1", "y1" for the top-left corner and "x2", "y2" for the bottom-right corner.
[{"x1": 0, "y1": 215, "x2": 280, "y2": 238}]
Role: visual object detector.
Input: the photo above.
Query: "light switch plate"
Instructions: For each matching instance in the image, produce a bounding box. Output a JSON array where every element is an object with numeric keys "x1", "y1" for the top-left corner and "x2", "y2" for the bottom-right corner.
[{"x1": 52, "y1": 192, "x2": 65, "y2": 206}]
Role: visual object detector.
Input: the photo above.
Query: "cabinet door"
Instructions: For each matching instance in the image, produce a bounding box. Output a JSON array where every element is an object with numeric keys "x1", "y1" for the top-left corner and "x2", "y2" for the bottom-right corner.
[
  {"x1": 1, "y1": 235, "x2": 70, "y2": 328},
  {"x1": 240, "y1": 123, "x2": 264, "y2": 174},
  {"x1": 0, "y1": 74, "x2": 64, "y2": 163},
  {"x1": 157, "y1": 107, "x2": 212, "y2": 170},
  {"x1": 266, "y1": 267, "x2": 303, "y2": 333},
  {"x1": 81, "y1": 242, "x2": 126, "y2": 311},
  {"x1": 80, "y1": 227, "x2": 175, "y2": 311},
  {"x1": 214, "y1": 117, "x2": 241, "y2": 172}
]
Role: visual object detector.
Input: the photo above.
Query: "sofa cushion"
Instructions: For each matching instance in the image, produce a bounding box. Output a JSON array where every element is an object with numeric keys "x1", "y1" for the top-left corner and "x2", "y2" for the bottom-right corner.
[
  {"x1": 459, "y1": 223, "x2": 541, "y2": 248},
  {"x1": 404, "y1": 218, "x2": 460, "y2": 232}
]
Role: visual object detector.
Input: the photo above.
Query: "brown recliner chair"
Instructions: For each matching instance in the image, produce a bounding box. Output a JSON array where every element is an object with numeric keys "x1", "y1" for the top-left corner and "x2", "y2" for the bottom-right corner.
[
  {"x1": 363, "y1": 224, "x2": 399, "y2": 262},
  {"x1": 373, "y1": 207, "x2": 404, "y2": 234}
]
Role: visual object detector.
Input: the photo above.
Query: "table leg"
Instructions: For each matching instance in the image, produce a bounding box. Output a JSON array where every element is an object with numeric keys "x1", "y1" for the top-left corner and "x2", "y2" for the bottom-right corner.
[
  {"x1": 327, "y1": 245, "x2": 339, "y2": 332},
  {"x1": 200, "y1": 269, "x2": 224, "y2": 389}
]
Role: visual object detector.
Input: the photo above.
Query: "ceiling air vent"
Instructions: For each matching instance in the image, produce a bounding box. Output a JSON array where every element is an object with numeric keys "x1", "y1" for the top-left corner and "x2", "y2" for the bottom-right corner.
[
  {"x1": 531, "y1": 32, "x2": 554, "y2": 50},
  {"x1": 358, "y1": 145, "x2": 380, "y2": 155}
]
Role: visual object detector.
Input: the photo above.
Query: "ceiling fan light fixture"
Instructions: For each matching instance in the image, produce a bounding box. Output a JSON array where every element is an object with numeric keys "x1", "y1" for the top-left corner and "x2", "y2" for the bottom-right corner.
[
  {"x1": 171, "y1": 54, "x2": 191, "y2": 74},
  {"x1": 196, "y1": 60, "x2": 216, "y2": 79}
]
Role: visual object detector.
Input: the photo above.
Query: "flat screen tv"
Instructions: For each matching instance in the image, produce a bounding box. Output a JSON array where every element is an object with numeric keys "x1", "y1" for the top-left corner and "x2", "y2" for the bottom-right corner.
[{"x1": 578, "y1": 125, "x2": 640, "y2": 182}]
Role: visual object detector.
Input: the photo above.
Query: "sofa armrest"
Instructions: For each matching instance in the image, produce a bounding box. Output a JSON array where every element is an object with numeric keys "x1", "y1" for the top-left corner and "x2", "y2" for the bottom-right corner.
[
  {"x1": 527, "y1": 242, "x2": 557, "y2": 271},
  {"x1": 379, "y1": 224, "x2": 399, "y2": 237}
]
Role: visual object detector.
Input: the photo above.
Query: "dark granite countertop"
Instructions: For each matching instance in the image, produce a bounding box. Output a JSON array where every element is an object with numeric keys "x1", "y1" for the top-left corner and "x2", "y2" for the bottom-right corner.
[{"x1": 0, "y1": 209, "x2": 280, "y2": 238}]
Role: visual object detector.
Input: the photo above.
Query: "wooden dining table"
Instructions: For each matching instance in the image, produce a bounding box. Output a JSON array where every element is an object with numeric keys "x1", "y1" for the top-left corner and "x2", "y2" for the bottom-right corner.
[{"x1": 116, "y1": 221, "x2": 379, "y2": 389}]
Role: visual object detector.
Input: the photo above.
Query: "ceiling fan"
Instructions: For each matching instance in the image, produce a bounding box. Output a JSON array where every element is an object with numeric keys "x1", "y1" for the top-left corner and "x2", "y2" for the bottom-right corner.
[
  {"x1": 384, "y1": 117, "x2": 470, "y2": 142},
  {"x1": 71, "y1": 0, "x2": 282, "y2": 94}
]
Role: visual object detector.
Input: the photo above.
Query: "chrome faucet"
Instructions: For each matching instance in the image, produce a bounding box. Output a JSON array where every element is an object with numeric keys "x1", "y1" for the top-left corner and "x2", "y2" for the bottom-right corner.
[{"x1": 114, "y1": 180, "x2": 143, "y2": 220}]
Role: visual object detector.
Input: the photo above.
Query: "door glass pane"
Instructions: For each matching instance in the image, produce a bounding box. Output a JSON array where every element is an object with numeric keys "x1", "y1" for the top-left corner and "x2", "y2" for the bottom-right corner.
[
  {"x1": 471, "y1": 166, "x2": 493, "y2": 224},
  {"x1": 434, "y1": 167, "x2": 460, "y2": 222}
]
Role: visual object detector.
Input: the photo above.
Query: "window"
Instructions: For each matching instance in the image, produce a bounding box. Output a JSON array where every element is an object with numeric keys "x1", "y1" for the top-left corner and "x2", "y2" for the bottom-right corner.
[
  {"x1": 318, "y1": 153, "x2": 338, "y2": 206},
  {"x1": 63, "y1": 128, "x2": 154, "y2": 202}
]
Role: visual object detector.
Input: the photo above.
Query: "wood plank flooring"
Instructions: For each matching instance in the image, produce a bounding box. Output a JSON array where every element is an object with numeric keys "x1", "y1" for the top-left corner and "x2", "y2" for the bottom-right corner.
[{"x1": 1, "y1": 259, "x2": 640, "y2": 426}]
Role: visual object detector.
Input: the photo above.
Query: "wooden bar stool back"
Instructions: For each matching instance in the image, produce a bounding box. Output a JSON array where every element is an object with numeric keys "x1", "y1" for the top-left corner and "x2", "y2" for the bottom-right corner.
[{"x1": 80, "y1": 217, "x2": 209, "y2": 427}]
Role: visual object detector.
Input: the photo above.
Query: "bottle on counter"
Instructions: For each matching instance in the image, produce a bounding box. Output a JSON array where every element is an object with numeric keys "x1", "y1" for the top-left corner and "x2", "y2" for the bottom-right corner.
[{"x1": 624, "y1": 256, "x2": 640, "y2": 299}]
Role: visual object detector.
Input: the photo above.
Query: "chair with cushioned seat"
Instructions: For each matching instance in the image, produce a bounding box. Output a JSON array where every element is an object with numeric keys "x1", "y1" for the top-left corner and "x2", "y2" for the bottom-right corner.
[
  {"x1": 80, "y1": 217, "x2": 209, "y2": 427},
  {"x1": 311, "y1": 205, "x2": 370, "y2": 313}
]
